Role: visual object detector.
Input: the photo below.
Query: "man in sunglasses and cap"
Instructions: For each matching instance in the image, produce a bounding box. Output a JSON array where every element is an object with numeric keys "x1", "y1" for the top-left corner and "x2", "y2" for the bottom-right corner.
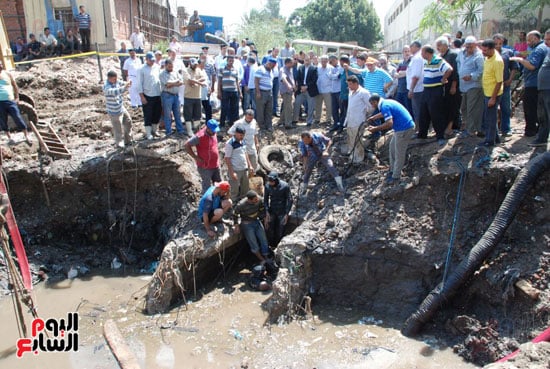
[{"x1": 185, "y1": 119, "x2": 222, "y2": 192}]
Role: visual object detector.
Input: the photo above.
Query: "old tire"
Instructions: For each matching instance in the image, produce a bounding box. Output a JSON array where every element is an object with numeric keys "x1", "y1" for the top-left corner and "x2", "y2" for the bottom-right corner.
[
  {"x1": 19, "y1": 93, "x2": 35, "y2": 108},
  {"x1": 258, "y1": 145, "x2": 294, "y2": 173}
]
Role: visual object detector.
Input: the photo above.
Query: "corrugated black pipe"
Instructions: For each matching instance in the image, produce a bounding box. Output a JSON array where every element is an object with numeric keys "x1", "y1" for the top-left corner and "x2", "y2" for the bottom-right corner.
[{"x1": 402, "y1": 151, "x2": 550, "y2": 337}]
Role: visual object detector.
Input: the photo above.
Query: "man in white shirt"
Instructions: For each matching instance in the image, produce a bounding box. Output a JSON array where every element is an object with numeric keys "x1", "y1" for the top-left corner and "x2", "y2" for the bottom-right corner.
[
  {"x1": 129, "y1": 26, "x2": 146, "y2": 58},
  {"x1": 228, "y1": 109, "x2": 260, "y2": 170},
  {"x1": 39, "y1": 27, "x2": 57, "y2": 56},
  {"x1": 406, "y1": 41, "x2": 424, "y2": 127},
  {"x1": 343, "y1": 75, "x2": 371, "y2": 163},
  {"x1": 315, "y1": 55, "x2": 333, "y2": 124},
  {"x1": 123, "y1": 49, "x2": 143, "y2": 108}
]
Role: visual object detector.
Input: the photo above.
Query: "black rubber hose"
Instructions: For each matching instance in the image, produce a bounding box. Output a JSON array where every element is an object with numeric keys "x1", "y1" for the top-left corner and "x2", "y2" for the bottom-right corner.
[{"x1": 402, "y1": 151, "x2": 550, "y2": 337}]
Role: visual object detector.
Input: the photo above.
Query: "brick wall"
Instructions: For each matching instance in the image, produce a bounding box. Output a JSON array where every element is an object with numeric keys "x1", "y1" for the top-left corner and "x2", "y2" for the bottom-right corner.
[{"x1": 0, "y1": 0, "x2": 27, "y2": 42}]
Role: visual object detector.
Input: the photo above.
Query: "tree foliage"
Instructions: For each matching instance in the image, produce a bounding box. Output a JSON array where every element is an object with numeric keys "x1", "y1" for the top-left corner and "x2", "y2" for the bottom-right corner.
[
  {"x1": 238, "y1": 1, "x2": 287, "y2": 56},
  {"x1": 287, "y1": 0, "x2": 381, "y2": 48}
]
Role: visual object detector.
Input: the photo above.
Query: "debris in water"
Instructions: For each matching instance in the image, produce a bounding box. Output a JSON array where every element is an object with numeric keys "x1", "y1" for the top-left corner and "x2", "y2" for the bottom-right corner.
[
  {"x1": 67, "y1": 266, "x2": 78, "y2": 279},
  {"x1": 111, "y1": 257, "x2": 122, "y2": 269},
  {"x1": 358, "y1": 316, "x2": 383, "y2": 325}
]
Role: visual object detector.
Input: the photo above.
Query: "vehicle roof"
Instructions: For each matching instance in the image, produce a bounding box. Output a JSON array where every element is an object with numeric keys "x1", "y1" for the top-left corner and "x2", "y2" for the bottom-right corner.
[{"x1": 291, "y1": 39, "x2": 369, "y2": 51}]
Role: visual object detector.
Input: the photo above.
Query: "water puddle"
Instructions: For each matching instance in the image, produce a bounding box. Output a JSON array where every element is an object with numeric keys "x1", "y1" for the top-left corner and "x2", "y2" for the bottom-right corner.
[{"x1": 0, "y1": 270, "x2": 476, "y2": 368}]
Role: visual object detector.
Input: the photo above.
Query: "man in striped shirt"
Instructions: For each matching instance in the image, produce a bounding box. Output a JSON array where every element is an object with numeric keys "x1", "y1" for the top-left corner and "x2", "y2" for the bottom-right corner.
[
  {"x1": 103, "y1": 70, "x2": 132, "y2": 148},
  {"x1": 74, "y1": 5, "x2": 91, "y2": 52},
  {"x1": 218, "y1": 55, "x2": 240, "y2": 127},
  {"x1": 418, "y1": 45, "x2": 453, "y2": 145}
]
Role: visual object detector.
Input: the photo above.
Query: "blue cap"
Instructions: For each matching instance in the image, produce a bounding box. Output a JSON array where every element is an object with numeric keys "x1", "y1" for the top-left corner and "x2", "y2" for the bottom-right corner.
[
  {"x1": 267, "y1": 57, "x2": 278, "y2": 64},
  {"x1": 206, "y1": 119, "x2": 220, "y2": 133},
  {"x1": 145, "y1": 51, "x2": 155, "y2": 60}
]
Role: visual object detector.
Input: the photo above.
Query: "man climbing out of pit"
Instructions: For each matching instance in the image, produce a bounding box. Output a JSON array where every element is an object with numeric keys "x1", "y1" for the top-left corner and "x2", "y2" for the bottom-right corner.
[
  {"x1": 298, "y1": 131, "x2": 344, "y2": 195},
  {"x1": 198, "y1": 181, "x2": 232, "y2": 238},
  {"x1": 264, "y1": 171, "x2": 292, "y2": 246},
  {"x1": 225, "y1": 126, "x2": 254, "y2": 202},
  {"x1": 366, "y1": 93, "x2": 415, "y2": 184},
  {"x1": 0, "y1": 61, "x2": 31, "y2": 144},
  {"x1": 233, "y1": 190, "x2": 271, "y2": 263},
  {"x1": 103, "y1": 70, "x2": 132, "y2": 148},
  {"x1": 185, "y1": 119, "x2": 222, "y2": 193}
]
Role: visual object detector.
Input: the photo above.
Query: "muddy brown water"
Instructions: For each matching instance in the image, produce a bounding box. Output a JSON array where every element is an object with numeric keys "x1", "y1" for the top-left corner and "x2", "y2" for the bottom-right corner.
[{"x1": 0, "y1": 269, "x2": 477, "y2": 369}]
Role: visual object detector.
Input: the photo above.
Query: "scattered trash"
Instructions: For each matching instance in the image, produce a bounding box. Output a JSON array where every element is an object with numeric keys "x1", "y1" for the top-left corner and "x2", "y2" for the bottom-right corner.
[
  {"x1": 147, "y1": 261, "x2": 159, "y2": 274},
  {"x1": 67, "y1": 266, "x2": 78, "y2": 279},
  {"x1": 534, "y1": 195, "x2": 545, "y2": 202},
  {"x1": 78, "y1": 265, "x2": 90, "y2": 275},
  {"x1": 229, "y1": 329, "x2": 243, "y2": 340},
  {"x1": 111, "y1": 257, "x2": 122, "y2": 269},
  {"x1": 358, "y1": 316, "x2": 383, "y2": 325},
  {"x1": 34, "y1": 251, "x2": 41, "y2": 257}
]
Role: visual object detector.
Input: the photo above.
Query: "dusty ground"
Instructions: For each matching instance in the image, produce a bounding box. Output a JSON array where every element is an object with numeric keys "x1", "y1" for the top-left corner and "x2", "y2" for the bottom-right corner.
[{"x1": 0, "y1": 56, "x2": 549, "y2": 368}]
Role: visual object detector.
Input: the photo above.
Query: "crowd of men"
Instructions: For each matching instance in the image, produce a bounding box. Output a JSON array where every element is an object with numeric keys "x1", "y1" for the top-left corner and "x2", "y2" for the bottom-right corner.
[
  {"x1": 12, "y1": 5, "x2": 91, "y2": 61},
  {"x1": 99, "y1": 27, "x2": 550, "y2": 265}
]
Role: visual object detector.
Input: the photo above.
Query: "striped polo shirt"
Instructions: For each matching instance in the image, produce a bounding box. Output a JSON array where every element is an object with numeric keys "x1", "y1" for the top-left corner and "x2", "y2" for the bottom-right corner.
[
  {"x1": 103, "y1": 80, "x2": 126, "y2": 115},
  {"x1": 219, "y1": 66, "x2": 239, "y2": 92},
  {"x1": 254, "y1": 65, "x2": 273, "y2": 91},
  {"x1": 75, "y1": 12, "x2": 91, "y2": 29},
  {"x1": 362, "y1": 68, "x2": 393, "y2": 97},
  {"x1": 423, "y1": 56, "x2": 451, "y2": 88}
]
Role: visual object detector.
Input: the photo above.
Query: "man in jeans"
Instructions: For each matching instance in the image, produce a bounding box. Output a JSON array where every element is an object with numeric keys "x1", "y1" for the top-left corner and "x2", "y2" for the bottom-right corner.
[
  {"x1": 159, "y1": 59, "x2": 185, "y2": 136},
  {"x1": 493, "y1": 33, "x2": 518, "y2": 138},
  {"x1": 255, "y1": 57, "x2": 277, "y2": 131},
  {"x1": 234, "y1": 190, "x2": 270, "y2": 263},
  {"x1": 217, "y1": 55, "x2": 240, "y2": 127}
]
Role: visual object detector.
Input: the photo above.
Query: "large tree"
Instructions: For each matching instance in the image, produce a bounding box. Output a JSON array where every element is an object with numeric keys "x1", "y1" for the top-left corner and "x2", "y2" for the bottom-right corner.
[{"x1": 287, "y1": 0, "x2": 381, "y2": 48}]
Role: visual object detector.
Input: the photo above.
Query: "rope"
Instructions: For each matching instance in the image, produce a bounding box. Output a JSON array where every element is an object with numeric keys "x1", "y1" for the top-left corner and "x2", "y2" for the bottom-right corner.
[{"x1": 442, "y1": 159, "x2": 466, "y2": 286}]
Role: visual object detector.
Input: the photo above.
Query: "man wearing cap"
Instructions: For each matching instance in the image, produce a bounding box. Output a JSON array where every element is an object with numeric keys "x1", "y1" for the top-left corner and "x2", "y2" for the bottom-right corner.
[
  {"x1": 129, "y1": 26, "x2": 146, "y2": 61},
  {"x1": 228, "y1": 109, "x2": 260, "y2": 170},
  {"x1": 185, "y1": 119, "x2": 222, "y2": 192},
  {"x1": 198, "y1": 181, "x2": 232, "y2": 238},
  {"x1": 234, "y1": 190, "x2": 270, "y2": 262},
  {"x1": 298, "y1": 131, "x2": 344, "y2": 194},
  {"x1": 138, "y1": 52, "x2": 162, "y2": 139},
  {"x1": 159, "y1": 58, "x2": 186, "y2": 136},
  {"x1": 255, "y1": 57, "x2": 277, "y2": 131},
  {"x1": 183, "y1": 58, "x2": 207, "y2": 135},
  {"x1": 264, "y1": 172, "x2": 292, "y2": 246},
  {"x1": 457, "y1": 36, "x2": 484, "y2": 137},
  {"x1": 366, "y1": 94, "x2": 415, "y2": 184},
  {"x1": 225, "y1": 126, "x2": 254, "y2": 202},
  {"x1": 103, "y1": 70, "x2": 132, "y2": 148},
  {"x1": 218, "y1": 54, "x2": 240, "y2": 127},
  {"x1": 123, "y1": 48, "x2": 143, "y2": 108}
]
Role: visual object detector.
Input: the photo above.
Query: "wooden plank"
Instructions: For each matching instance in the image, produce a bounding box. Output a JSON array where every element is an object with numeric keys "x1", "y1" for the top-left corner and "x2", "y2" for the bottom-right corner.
[
  {"x1": 515, "y1": 279, "x2": 540, "y2": 300},
  {"x1": 103, "y1": 319, "x2": 141, "y2": 369}
]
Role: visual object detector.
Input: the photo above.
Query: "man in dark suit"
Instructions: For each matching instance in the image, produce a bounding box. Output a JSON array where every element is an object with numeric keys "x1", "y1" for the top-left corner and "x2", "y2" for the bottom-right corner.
[{"x1": 293, "y1": 55, "x2": 319, "y2": 126}]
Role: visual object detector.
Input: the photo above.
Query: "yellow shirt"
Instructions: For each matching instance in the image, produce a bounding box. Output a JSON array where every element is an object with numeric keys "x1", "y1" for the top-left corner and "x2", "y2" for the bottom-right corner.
[{"x1": 482, "y1": 51, "x2": 504, "y2": 97}]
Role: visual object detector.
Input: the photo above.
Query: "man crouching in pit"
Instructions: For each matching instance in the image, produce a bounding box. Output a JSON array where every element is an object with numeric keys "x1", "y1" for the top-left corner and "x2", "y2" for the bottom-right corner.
[{"x1": 198, "y1": 181, "x2": 232, "y2": 238}]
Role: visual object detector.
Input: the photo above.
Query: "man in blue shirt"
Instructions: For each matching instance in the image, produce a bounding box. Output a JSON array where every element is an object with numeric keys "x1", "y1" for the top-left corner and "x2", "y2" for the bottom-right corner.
[
  {"x1": 74, "y1": 5, "x2": 91, "y2": 52},
  {"x1": 198, "y1": 181, "x2": 232, "y2": 238},
  {"x1": 367, "y1": 94, "x2": 415, "y2": 184},
  {"x1": 511, "y1": 30, "x2": 548, "y2": 137}
]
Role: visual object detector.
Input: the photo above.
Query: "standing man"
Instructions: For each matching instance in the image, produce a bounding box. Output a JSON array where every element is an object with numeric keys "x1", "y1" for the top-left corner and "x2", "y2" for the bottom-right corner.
[
  {"x1": 493, "y1": 33, "x2": 519, "y2": 138},
  {"x1": 511, "y1": 30, "x2": 547, "y2": 137},
  {"x1": 199, "y1": 53, "x2": 214, "y2": 121},
  {"x1": 294, "y1": 55, "x2": 319, "y2": 126},
  {"x1": 183, "y1": 58, "x2": 207, "y2": 135},
  {"x1": 406, "y1": 41, "x2": 424, "y2": 126},
  {"x1": 129, "y1": 26, "x2": 146, "y2": 61},
  {"x1": 159, "y1": 59, "x2": 185, "y2": 137},
  {"x1": 123, "y1": 48, "x2": 143, "y2": 108},
  {"x1": 255, "y1": 57, "x2": 276, "y2": 131},
  {"x1": 271, "y1": 47, "x2": 282, "y2": 117},
  {"x1": 218, "y1": 55, "x2": 240, "y2": 128},
  {"x1": 298, "y1": 131, "x2": 344, "y2": 194},
  {"x1": 279, "y1": 57, "x2": 296, "y2": 129},
  {"x1": 0, "y1": 61, "x2": 30, "y2": 143},
  {"x1": 395, "y1": 45, "x2": 412, "y2": 115},
  {"x1": 479, "y1": 39, "x2": 504, "y2": 147},
  {"x1": 234, "y1": 190, "x2": 270, "y2": 263},
  {"x1": 457, "y1": 36, "x2": 485, "y2": 137},
  {"x1": 418, "y1": 45, "x2": 453, "y2": 145},
  {"x1": 342, "y1": 75, "x2": 371, "y2": 164},
  {"x1": 198, "y1": 181, "x2": 232, "y2": 238},
  {"x1": 531, "y1": 29, "x2": 550, "y2": 147},
  {"x1": 264, "y1": 171, "x2": 292, "y2": 247},
  {"x1": 225, "y1": 127, "x2": 254, "y2": 202},
  {"x1": 185, "y1": 119, "x2": 222, "y2": 193},
  {"x1": 436, "y1": 36, "x2": 460, "y2": 137},
  {"x1": 367, "y1": 94, "x2": 415, "y2": 183},
  {"x1": 138, "y1": 52, "x2": 162, "y2": 140},
  {"x1": 228, "y1": 109, "x2": 260, "y2": 171},
  {"x1": 117, "y1": 42, "x2": 129, "y2": 81},
  {"x1": 74, "y1": 5, "x2": 91, "y2": 52},
  {"x1": 280, "y1": 40, "x2": 295, "y2": 59},
  {"x1": 103, "y1": 70, "x2": 132, "y2": 148},
  {"x1": 315, "y1": 55, "x2": 333, "y2": 125}
]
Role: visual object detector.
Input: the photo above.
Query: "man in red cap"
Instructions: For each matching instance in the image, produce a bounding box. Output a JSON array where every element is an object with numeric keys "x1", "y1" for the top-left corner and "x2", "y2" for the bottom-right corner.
[{"x1": 198, "y1": 181, "x2": 232, "y2": 238}]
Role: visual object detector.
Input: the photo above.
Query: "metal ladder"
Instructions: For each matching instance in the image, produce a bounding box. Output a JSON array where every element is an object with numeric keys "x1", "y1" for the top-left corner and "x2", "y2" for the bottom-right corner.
[{"x1": 29, "y1": 121, "x2": 71, "y2": 159}]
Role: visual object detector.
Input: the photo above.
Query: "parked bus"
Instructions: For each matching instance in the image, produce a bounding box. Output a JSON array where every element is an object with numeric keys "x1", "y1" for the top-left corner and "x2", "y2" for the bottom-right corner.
[{"x1": 291, "y1": 39, "x2": 369, "y2": 57}]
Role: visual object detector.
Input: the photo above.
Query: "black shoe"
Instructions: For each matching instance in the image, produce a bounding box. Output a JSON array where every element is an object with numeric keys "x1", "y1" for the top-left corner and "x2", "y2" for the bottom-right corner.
[
  {"x1": 524, "y1": 131, "x2": 537, "y2": 137},
  {"x1": 476, "y1": 131, "x2": 485, "y2": 138}
]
